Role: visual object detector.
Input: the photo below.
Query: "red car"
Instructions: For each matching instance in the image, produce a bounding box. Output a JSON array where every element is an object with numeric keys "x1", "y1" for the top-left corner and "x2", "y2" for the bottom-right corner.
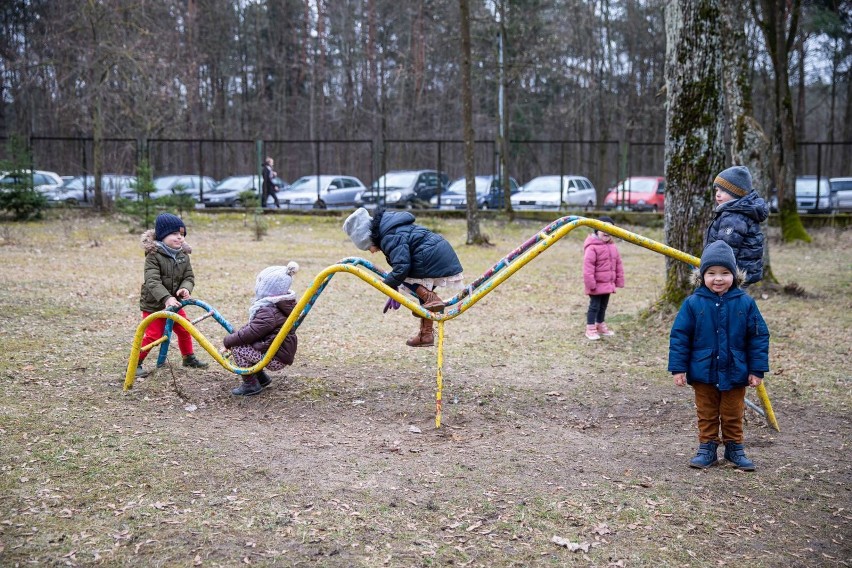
[{"x1": 604, "y1": 176, "x2": 666, "y2": 212}]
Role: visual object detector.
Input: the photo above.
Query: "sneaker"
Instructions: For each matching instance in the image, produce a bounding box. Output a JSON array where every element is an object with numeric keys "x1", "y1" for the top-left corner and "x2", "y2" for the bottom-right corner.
[
  {"x1": 182, "y1": 354, "x2": 209, "y2": 369},
  {"x1": 257, "y1": 370, "x2": 271, "y2": 388},
  {"x1": 585, "y1": 324, "x2": 600, "y2": 340},
  {"x1": 596, "y1": 322, "x2": 615, "y2": 336},
  {"x1": 231, "y1": 376, "x2": 263, "y2": 396},
  {"x1": 135, "y1": 364, "x2": 149, "y2": 378}
]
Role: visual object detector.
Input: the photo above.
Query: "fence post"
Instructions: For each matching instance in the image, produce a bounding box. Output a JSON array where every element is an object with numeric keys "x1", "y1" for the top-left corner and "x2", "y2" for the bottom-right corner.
[{"x1": 256, "y1": 140, "x2": 263, "y2": 203}]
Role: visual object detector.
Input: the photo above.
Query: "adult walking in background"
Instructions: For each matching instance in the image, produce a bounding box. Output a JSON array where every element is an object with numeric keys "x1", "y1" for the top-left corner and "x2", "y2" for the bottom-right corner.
[{"x1": 262, "y1": 156, "x2": 280, "y2": 209}]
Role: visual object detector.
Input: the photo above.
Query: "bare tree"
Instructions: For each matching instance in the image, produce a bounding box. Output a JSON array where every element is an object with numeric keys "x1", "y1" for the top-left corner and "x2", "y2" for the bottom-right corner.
[
  {"x1": 459, "y1": 0, "x2": 484, "y2": 244},
  {"x1": 662, "y1": 0, "x2": 726, "y2": 304},
  {"x1": 752, "y1": 0, "x2": 810, "y2": 242}
]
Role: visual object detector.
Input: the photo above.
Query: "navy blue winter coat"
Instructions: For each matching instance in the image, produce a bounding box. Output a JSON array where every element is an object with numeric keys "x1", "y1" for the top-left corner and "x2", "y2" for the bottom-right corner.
[
  {"x1": 668, "y1": 285, "x2": 770, "y2": 391},
  {"x1": 705, "y1": 191, "x2": 769, "y2": 285},
  {"x1": 370, "y1": 210, "x2": 464, "y2": 288}
]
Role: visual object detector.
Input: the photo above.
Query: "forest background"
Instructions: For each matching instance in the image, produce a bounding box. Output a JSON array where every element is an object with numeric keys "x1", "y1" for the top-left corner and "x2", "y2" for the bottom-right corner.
[{"x1": 1, "y1": 0, "x2": 850, "y2": 188}]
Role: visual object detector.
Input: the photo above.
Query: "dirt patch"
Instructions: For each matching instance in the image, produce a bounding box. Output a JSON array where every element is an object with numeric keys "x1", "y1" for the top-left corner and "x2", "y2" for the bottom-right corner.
[{"x1": 0, "y1": 213, "x2": 850, "y2": 566}]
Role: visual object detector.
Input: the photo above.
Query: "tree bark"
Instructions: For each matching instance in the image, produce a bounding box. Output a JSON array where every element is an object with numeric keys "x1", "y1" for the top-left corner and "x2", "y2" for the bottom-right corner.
[
  {"x1": 459, "y1": 0, "x2": 482, "y2": 245},
  {"x1": 662, "y1": 0, "x2": 726, "y2": 305}
]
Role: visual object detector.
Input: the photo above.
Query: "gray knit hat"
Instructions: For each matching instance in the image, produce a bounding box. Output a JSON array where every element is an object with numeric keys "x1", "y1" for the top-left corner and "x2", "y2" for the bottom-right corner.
[
  {"x1": 714, "y1": 166, "x2": 752, "y2": 198},
  {"x1": 699, "y1": 241, "x2": 737, "y2": 277},
  {"x1": 343, "y1": 207, "x2": 373, "y2": 250},
  {"x1": 255, "y1": 262, "x2": 299, "y2": 300}
]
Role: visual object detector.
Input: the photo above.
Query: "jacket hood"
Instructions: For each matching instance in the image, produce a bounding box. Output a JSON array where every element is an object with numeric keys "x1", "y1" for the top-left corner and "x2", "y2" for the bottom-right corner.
[
  {"x1": 719, "y1": 191, "x2": 769, "y2": 222},
  {"x1": 583, "y1": 233, "x2": 611, "y2": 250},
  {"x1": 140, "y1": 229, "x2": 158, "y2": 254}
]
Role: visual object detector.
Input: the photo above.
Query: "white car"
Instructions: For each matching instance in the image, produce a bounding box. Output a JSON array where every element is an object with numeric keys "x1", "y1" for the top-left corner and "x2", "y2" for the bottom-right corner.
[
  {"x1": 829, "y1": 177, "x2": 852, "y2": 213},
  {"x1": 280, "y1": 175, "x2": 367, "y2": 209},
  {"x1": 0, "y1": 169, "x2": 63, "y2": 194},
  {"x1": 795, "y1": 176, "x2": 832, "y2": 214},
  {"x1": 510, "y1": 175, "x2": 597, "y2": 210},
  {"x1": 46, "y1": 174, "x2": 137, "y2": 205}
]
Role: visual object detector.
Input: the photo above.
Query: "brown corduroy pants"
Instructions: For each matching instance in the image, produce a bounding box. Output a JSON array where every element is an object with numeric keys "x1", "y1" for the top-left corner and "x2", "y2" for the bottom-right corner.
[{"x1": 692, "y1": 382, "x2": 746, "y2": 444}]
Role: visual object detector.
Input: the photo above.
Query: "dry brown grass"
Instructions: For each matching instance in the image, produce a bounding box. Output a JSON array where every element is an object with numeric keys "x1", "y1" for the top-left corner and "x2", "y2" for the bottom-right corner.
[{"x1": 0, "y1": 211, "x2": 849, "y2": 567}]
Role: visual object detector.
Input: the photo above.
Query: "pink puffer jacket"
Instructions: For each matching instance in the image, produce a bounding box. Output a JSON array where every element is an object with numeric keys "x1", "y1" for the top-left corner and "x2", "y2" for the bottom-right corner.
[{"x1": 583, "y1": 233, "x2": 625, "y2": 295}]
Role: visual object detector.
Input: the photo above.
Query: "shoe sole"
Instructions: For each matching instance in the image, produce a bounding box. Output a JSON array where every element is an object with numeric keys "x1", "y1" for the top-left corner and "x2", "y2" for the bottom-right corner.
[{"x1": 688, "y1": 460, "x2": 719, "y2": 469}]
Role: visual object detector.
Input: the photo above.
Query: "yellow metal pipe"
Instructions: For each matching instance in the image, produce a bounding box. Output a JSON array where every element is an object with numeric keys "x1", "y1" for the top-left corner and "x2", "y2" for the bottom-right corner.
[
  {"x1": 436, "y1": 320, "x2": 445, "y2": 428},
  {"x1": 755, "y1": 382, "x2": 780, "y2": 431}
]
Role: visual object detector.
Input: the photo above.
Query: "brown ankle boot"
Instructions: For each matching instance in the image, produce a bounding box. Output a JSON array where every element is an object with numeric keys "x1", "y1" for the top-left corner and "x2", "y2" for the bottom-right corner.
[
  {"x1": 414, "y1": 285, "x2": 445, "y2": 312},
  {"x1": 406, "y1": 318, "x2": 435, "y2": 347}
]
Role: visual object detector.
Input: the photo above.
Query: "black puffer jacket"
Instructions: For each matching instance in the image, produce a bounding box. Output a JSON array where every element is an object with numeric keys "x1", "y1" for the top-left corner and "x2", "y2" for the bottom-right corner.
[
  {"x1": 705, "y1": 192, "x2": 769, "y2": 285},
  {"x1": 370, "y1": 210, "x2": 463, "y2": 288},
  {"x1": 223, "y1": 298, "x2": 298, "y2": 365}
]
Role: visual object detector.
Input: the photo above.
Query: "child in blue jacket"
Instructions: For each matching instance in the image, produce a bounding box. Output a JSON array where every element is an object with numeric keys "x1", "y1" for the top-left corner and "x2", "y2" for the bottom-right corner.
[{"x1": 668, "y1": 241, "x2": 770, "y2": 471}]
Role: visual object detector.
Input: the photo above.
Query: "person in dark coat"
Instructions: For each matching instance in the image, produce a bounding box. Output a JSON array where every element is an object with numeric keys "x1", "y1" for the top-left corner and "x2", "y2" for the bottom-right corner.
[
  {"x1": 261, "y1": 156, "x2": 280, "y2": 209},
  {"x1": 705, "y1": 165, "x2": 769, "y2": 286},
  {"x1": 136, "y1": 213, "x2": 209, "y2": 377},
  {"x1": 224, "y1": 262, "x2": 300, "y2": 396},
  {"x1": 669, "y1": 241, "x2": 770, "y2": 471},
  {"x1": 343, "y1": 207, "x2": 464, "y2": 347}
]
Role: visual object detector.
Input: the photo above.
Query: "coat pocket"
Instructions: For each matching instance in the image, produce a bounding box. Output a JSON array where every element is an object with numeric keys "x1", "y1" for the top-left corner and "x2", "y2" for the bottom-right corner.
[{"x1": 688, "y1": 348, "x2": 714, "y2": 382}]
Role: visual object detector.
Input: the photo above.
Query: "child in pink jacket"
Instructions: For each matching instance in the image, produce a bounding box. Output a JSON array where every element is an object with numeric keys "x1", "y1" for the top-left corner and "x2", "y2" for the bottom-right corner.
[{"x1": 582, "y1": 216, "x2": 625, "y2": 340}]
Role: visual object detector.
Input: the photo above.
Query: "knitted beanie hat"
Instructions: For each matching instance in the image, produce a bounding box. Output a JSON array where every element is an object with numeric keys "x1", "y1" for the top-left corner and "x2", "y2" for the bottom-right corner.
[
  {"x1": 343, "y1": 207, "x2": 373, "y2": 250},
  {"x1": 155, "y1": 213, "x2": 186, "y2": 241},
  {"x1": 699, "y1": 241, "x2": 737, "y2": 277},
  {"x1": 255, "y1": 262, "x2": 299, "y2": 299},
  {"x1": 714, "y1": 166, "x2": 752, "y2": 198}
]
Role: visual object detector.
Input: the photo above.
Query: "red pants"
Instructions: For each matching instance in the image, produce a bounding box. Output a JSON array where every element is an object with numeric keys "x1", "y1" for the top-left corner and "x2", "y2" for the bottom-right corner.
[
  {"x1": 138, "y1": 309, "x2": 194, "y2": 362},
  {"x1": 692, "y1": 382, "x2": 746, "y2": 444}
]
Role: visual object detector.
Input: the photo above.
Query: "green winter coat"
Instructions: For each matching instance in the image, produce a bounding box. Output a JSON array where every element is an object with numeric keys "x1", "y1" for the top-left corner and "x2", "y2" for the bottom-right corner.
[{"x1": 139, "y1": 229, "x2": 195, "y2": 312}]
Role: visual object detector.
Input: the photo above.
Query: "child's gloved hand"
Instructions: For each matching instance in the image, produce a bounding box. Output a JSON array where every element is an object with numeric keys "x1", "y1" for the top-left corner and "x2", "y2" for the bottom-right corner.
[
  {"x1": 383, "y1": 286, "x2": 401, "y2": 313},
  {"x1": 383, "y1": 297, "x2": 401, "y2": 313}
]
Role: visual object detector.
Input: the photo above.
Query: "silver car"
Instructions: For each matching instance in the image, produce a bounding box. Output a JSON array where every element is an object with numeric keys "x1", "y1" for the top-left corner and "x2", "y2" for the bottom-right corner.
[
  {"x1": 280, "y1": 175, "x2": 367, "y2": 209},
  {"x1": 510, "y1": 175, "x2": 597, "y2": 210},
  {"x1": 795, "y1": 176, "x2": 832, "y2": 214},
  {"x1": 829, "y1": 177, "x2": 852, "y2": 213},
  {"x1": 46, "y1": 174, "x2": 137, "y2": 205}
]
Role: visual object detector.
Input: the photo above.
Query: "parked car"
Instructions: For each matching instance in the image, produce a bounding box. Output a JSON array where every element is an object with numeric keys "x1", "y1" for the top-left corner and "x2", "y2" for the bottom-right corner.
[
  {"x1": 200, "y1": 174, "x2": 286, "y2": 208},
  {"x1": 357, "y1": 170, "x2": 449, "y2": 209},
  {"x1": 151, "y1": 175, "x2": 218, "y2": 201},
  {"x1": 510, "y1": 175, "x2": 597, "y2": 210},
  {"x1": 0, "y1": 169, "x2": 63, "y2": 194},
  {"x1": 280, "y1": 175, "x2": 367, "y2": 210},
  {"x1": 829, "y1": 177, "x2": 852, "y2": 213},
  {"x1": 429, "y1": 175, "x2": 520, "y2": 210},
  {"x1": 46, "y1": 174, "x2": 137, "y2": 205},
  {"x1": 795, "y1": 175, "x2": 832, "y2": 214},
  {"x1": 604, "y1": 176, "x2": 665, "y2": 212}
]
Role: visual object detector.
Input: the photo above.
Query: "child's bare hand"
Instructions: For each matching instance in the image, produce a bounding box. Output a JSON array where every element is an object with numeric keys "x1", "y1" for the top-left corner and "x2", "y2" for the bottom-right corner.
[
  {"x1": 748, "y1": 374, "x2": 763, "y2": 387},
  {"x1": 176, "y1": 288, "x2": 190, "y2": 300},
  {"x1": 165, "y1": 296, "x2": 182, "y2": 309},
  {"x1": 673, "y1": 373, "x2": 686, "y2": 387}
]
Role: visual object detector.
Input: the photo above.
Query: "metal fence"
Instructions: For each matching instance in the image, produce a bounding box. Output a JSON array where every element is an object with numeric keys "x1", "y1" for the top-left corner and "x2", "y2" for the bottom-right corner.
[{"x1": 1, "y1": 135, "x2": 849, "y2": 205}]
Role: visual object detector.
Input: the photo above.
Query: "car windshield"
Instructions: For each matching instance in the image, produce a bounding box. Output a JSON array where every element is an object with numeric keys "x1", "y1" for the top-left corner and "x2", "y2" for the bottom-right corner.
[
  {"x1": 216, "y1": 177, "x2": 252, "y2": 191},
  {"x1": 522, "y1": 176, "x2": 567, "y2": 193},
  {"x1": 831, "y1": 180, "x2": 852, "y2": 192},
  {"x1": 373, "y1": 172, "x2": 419, "y2": 189},
  {"x1": 617, "y1": 178, "x2": 658, "y2": 193},
  {"x1": 288, "y1": 176, "x2": 326, "y2": 191},
  {"x1": 154, "y1": 176, "x2": 181, "y2": 190},
  {"x1": 446, "y1": 177, "x2": 491, "y2": 194},
  {"x1": 796, "y1": 178, "x2": 830, "y2": 193}
]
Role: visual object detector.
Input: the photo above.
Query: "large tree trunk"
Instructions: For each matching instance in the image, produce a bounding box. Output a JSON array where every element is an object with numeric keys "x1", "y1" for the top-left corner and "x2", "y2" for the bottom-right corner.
[
  {"x1": 719, "y1": 2, "x2": 777, "y2": 284},
  {"x1": 662, "y1": 0, "x2": 726, "y2": 305},
  {"x1": 754, "y1": 0, "x2": 810, "y2": 242},
  {"x1": 459, "y1": 0, "x2": 482, "y2": 245}
]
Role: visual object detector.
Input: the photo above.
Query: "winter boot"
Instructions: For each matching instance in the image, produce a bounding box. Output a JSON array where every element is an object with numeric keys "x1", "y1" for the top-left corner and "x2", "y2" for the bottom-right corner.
[
  {"x1": 406, "y1": 318, "x2": 435, "y2": 347},
  {"x1": 414, "y1": 285, "x2": 445, "y2": 312},
  {"x1": 585, "y1": 324, "x2": 600, "y2": 340},
  {"x1": 231, "y1": 375, "x2": 263, "y2": 396},
  {"x1": 689, "y1": 442, "x2": 719, "y2": 469},
  {"x1": 135, "y1": 364, "x2": 149, "y2": 378},
  {"x1": 596, "y1": 322, "x2": 615, "y2": 336},
  {"x1": 257, "y1": 370, "x2": 271, "y2": 388},
  {"x1": 182, "y1": 354, "x2": 209, "y2": 369},
  {"x1": 724, "y1": 442, "x2": 756, "y2": 471}
]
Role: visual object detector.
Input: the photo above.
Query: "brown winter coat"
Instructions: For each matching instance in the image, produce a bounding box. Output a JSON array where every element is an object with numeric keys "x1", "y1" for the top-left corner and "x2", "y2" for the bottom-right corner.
[
  {"x1": 139, "y1": 229, "x2": 195, "y2": 312},
  {"x1": 223, "y1": 298, "x2": 298, "y2": 365}
]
